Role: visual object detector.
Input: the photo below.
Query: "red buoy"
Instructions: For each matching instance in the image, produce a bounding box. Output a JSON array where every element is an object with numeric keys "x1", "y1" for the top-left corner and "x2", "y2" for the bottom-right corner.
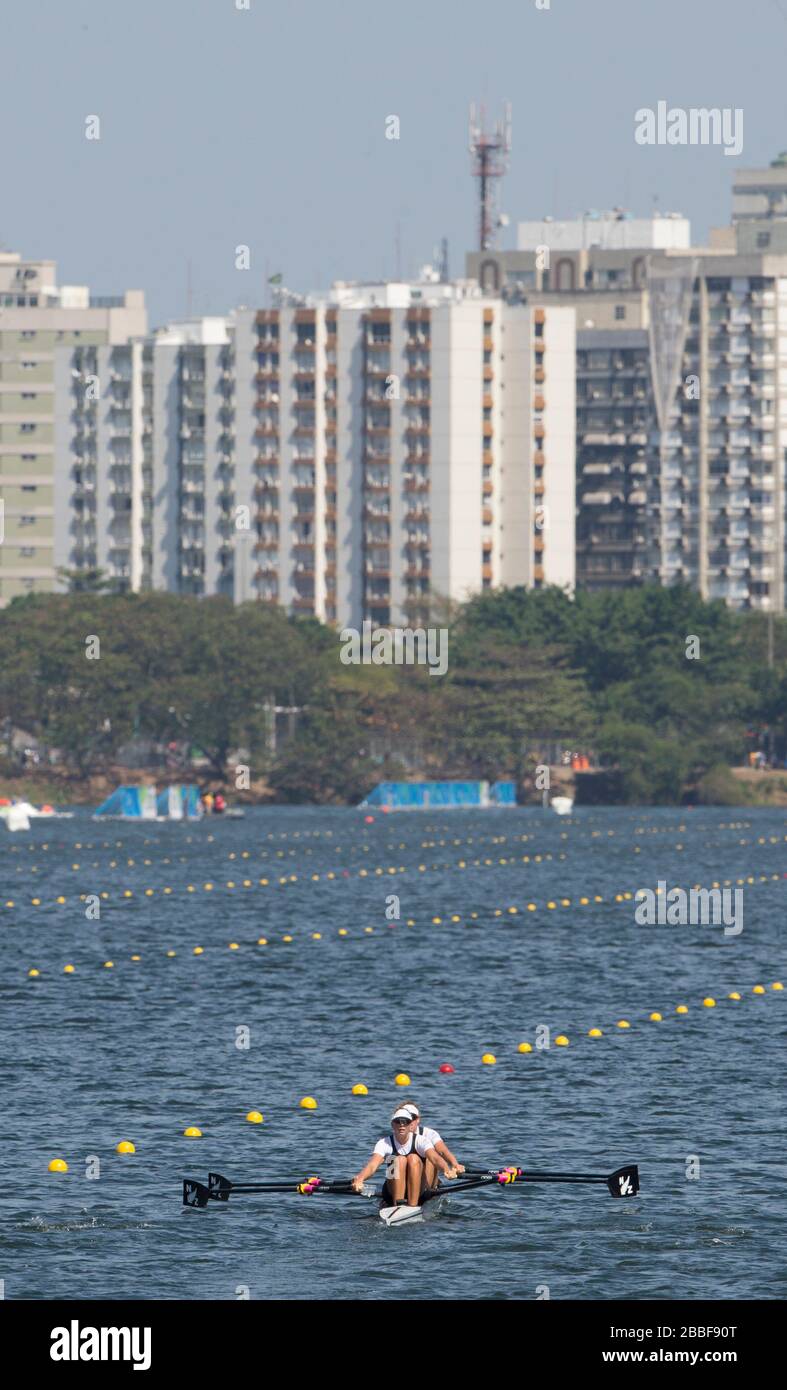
[{"x1": 439, "y1": 1064, "x2": 455, "y2": 1074}]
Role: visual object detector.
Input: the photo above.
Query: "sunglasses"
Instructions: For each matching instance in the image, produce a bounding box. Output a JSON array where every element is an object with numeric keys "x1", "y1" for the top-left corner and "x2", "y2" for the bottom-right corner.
[{"x1": 392, "y1": 1118, "x2": 412, "y2": 1125}]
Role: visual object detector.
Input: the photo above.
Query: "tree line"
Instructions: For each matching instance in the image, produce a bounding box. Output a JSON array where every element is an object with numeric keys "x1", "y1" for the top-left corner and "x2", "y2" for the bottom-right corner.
[{"x1": 0, "y1": 583, "x2": 783, "y2": 804}]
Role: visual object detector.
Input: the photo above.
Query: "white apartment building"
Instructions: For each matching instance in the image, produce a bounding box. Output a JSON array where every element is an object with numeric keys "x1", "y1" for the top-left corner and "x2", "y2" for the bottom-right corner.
[
  {"x1": 55, "y1": 278, "x2": 576, "y2": 627},
  {"x1": 646, "y1": 238, "x2": 787, "y2": 611},
  {"x1": 0, "y1": 251, "x2": 146, "y2": 604}
]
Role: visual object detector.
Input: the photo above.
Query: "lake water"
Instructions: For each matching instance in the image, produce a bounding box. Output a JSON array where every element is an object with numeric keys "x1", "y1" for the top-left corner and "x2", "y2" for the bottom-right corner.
[{"x1": 1, "y1": 804, "x2": 784, "y2": 1300}]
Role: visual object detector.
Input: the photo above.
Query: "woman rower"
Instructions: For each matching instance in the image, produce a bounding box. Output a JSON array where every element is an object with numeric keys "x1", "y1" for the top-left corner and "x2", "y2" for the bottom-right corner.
[
  {"x1": 403, "y1": 1103, "x2": 465, "y2": 1192},
  {"x1": 351, "y1": 1108, "x2": 458, "y2": 1206}
]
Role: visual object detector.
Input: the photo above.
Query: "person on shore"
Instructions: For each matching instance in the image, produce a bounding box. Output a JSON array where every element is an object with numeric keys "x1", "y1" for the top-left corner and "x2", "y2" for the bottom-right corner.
[
  {"x1": 351, "y1": 1109, "x2": 458, "y2": 1206},
  {"x1": 202, "y1": 792, "x2": 214, "y2": 814},
  {"x1": 214, "y1": 792, "x2": 226, "y2": 814}
]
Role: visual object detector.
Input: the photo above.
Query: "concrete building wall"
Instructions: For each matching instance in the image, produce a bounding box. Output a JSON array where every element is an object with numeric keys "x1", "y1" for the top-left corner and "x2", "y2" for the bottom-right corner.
[
  {"x1": 0, "y1": 251, "x2": 145, "y2": 604},
  {"x1": 430, "y1": 304, "x2": 484, "y2": 604}
]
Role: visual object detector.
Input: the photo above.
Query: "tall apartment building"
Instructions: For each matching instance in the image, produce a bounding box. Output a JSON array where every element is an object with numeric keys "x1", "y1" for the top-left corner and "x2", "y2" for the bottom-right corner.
[
  {"x1": 55, "y1": 278, "x2": 576, "y2": 627},
  {"x1": 467, "y1": 193, "x2": 787, "y2": 611},
  {"x1": 232, "y1": 284, "x2": 575, "y2": 625},
  {"x1": 0, "y1": 251, "x2": 146, "y2": 604},
  {"x1": 576, "y1": 330, "x2": 652, "y2": 590},
  {"x1": 467, "y1": 215, "x2": 672, "y2": 593},
  {"x1": 54, "y1": 318, "x2": 234, "y2": 594},
  {"x1": 645, "y1": 238, "x2": 787, "y2": 611}
]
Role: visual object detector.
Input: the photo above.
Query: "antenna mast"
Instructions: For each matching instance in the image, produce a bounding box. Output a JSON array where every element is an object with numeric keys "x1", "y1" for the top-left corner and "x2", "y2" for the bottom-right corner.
[{"x1": 469, "y1": 102, "x2": 512, "y2": 252}]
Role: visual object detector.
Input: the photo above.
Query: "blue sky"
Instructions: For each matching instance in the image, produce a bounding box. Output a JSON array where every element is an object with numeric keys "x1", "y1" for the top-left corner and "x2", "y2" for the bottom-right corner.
[{"x1": 2, "y1": 0, "x2": 785, "y2": 326}]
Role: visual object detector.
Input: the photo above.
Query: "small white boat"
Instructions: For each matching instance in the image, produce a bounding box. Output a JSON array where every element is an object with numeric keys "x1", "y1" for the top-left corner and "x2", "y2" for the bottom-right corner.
[
  {"x1": 0, "y1": 803, "x2": 31, "y2": 832},
  {"x1": 550, "y1": 796, "x2": 574, "y2": 816}
]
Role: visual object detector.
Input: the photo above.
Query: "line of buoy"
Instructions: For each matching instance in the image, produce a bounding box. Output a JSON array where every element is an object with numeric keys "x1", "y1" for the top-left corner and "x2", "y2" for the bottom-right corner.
[
  {"x1": 7, "y1": 860, "x2": 787, "y2": 916},
  {"x1": 43, "y1": 979, "x2": 783, "y2": 1166}
]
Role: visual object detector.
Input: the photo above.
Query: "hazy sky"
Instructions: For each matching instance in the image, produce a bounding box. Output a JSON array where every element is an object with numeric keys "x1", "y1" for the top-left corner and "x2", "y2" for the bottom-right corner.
[{"x1": 3, "y1": 0, "x2": 786, "y2": 327}]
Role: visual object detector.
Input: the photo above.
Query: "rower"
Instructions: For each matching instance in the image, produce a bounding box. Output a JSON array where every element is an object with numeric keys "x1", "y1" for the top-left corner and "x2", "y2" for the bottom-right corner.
[
  {"x1": 403, "y1": 1103, "x2": 465, "y2": 1191},
  {"x1": 351, "y1": 1108, "x2": 458, "y2": 1206}
]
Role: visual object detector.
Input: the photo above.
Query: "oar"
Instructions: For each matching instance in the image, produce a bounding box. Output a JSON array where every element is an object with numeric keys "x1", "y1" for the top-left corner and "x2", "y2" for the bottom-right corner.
[
  {"x1": 206, "y1": 1170, "x2": 359, "y2": 1200},
  {"x1": 439, "y1": 1163, "x2": 639, "y2": 1198},
  {"x1": 183, "y1": 1179, "x2": 365, "y2": 1208}
]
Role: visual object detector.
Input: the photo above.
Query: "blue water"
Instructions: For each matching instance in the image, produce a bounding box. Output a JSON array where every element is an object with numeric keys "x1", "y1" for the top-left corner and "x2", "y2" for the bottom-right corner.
[{"x1": 1, "y1": 805, "x2": 784, "y2": 1300}]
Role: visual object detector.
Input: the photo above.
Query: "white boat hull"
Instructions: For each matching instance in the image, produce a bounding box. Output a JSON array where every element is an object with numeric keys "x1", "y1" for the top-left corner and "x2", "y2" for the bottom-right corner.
[{"x1": 379, "y1": 1195, "x2": 445, "y2": 1225}]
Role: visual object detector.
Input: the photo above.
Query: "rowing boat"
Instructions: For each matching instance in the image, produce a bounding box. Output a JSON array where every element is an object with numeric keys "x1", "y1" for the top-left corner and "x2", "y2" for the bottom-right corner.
[{"x1": 183, "y1": 1163, "x2": 640, "y2": 1223}]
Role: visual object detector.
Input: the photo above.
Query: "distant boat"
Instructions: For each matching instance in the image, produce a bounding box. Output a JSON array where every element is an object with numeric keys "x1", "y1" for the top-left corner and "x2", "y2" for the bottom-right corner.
[
  {"x1": 550, "y1": 796, "x2": 574, "y2": 816},
  {"x1": 0, "y1": 803, "x2": 31, "y2": 832},
  {"x1": 0, "y1": 800, "x2": 74, "y2": 831}
]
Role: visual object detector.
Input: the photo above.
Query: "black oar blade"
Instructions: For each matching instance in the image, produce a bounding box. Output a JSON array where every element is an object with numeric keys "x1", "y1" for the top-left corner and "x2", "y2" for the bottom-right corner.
[
  {"x1": 607, "y1": 1164, "x2": 639, "y2": 1198},
  {"x1": 208, "y1": 1171, "x2": 232, "y2": 1201},
  {"x1": 183, "y1": 1179, "x2": 211, "y2": 1209}
]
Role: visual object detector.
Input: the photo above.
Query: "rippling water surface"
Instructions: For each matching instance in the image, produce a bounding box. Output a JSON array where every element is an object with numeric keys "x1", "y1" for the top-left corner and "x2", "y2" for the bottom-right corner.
[{"x1": 1, "y1": 804, "x2": 784, "y2": 1300}]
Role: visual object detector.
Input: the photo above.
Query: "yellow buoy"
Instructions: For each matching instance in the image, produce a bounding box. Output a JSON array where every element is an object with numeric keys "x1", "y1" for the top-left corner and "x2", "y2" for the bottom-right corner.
[
  {"x1": 193, "y1": 946, "x2": 204, "y2": 956},
  {"x1": 728, "y1": 991, "x2": 741, "y2": 1000},
  {"x1": 116, "y1": 1141, "x2": 136, "y2": 1154},
  {"x1": 64, "y1": 964, "x2": 75, "y2": 974},
  {"x1": 394, "y1": 1073, "x2": 411, "y2": 1087},
  {"x1": 517, "y1": 1042, "x2": 533, "y2": 1053},
  {"x1": 48, "y1": 1158, "x2": 68, "y2": 1173},
  {"x1": 299, "y1": 1096, "x2": 318, "y2": 1110},
  {"x1": 703, "y1": 997, "x2": 716, "y2": 1008},
  {"x1": 167, "y1": 950, "x2": 177, "y2": 958},
  {"x1": 676, "y1": 1005, "x2": 688, "y2": 1014},
  {"x1": 246, "y1": 1111, "x2": 264, "y2": 1124},
  {"x1": 588, "y1": 1028, "x2": 603, "y2": 1038},
  {"x1": 616, "y1": 1020, "x2": 630, "y2": 1029},
  {"x1": 772, "y1": 982, "x2": 783, "y2": 991},
  {"x1": 183, "y1": 1127, "x2": 203, "y2": 1138},
  {"x1": 257, "y1": 937, "x2": 268, "y2": 946},
  {"x1": 482, "y1": 1053, "x2": 497, "y2": 1065},
  {"x1": 28, "y1": 968, "x2": 40, "y2": 978},
  {"x1": 351, "y1": 1084, "x2": 368, "y2": 1096},
  {"x1": 753, "y1": 985, "x2": 765, "y2": 995},
  {"x1": 338, "y1": 928, "x2": 348, "y2": 936},
  {"x1": 649, "y1": 1012, "x2": 663, "y2": 1021},
  {"x1": 282, "y1": 934, "x2": 293, "y2": 943},
  {"x1": 103, "y1": 961, "x2": 114, "y2": 969},
  {"x1": 555, "y1": 1035, "x2": 569, "y2": 1046}
]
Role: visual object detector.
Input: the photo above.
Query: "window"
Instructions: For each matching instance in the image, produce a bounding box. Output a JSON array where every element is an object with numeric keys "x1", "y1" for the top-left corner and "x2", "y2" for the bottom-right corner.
[
  {"x1": 20, "y1": 547, "x2": 35, "y2": 558},
  {"x1": 20, "y1": 515, "x2": 36, "y2": 526},
  {"x1": 21, "y1": 392, "x2": 37, "y2": 400},
  {"x1": 615, "y1": 305, "x2": 626, "y2": 321},
  {"x1": 21, "y1": 330, "x2": 35, "y2": 339},
  {"x1": 21, "y1": 484, "x2": 37, "y2": 493},
  {"x1": 21, "y1": 423, "x2": 36, "y2": 433},
  {"x1": 757, "y1": 232, "x2": 771, "y2": 249}
]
